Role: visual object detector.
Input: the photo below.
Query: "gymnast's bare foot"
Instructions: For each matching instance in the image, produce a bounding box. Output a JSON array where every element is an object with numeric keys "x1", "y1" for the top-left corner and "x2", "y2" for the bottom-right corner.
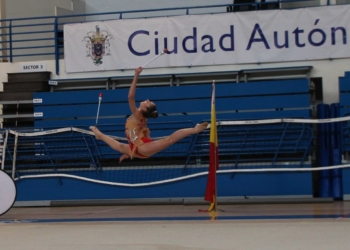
[
  {"x1": 194, "y1": 122, "x2": 209, "y2": 133},
  {"x1": 90, "y1": 126, "x2": 102, "y2": 140},
  {"x1": 119, "y1": 154, "x2": 130, "y2": 163}
]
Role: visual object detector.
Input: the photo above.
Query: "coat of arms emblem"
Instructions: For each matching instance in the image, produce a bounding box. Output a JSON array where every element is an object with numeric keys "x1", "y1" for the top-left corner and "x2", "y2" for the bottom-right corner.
[{"x1": 83, "y1": 25, "x2": 113, "y2": 65}]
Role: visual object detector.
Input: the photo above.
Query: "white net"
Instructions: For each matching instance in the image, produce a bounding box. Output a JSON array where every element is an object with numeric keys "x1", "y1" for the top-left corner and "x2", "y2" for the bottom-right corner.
[{"x1": 2, "y1": 117, "x2": 348, "y2": 187}]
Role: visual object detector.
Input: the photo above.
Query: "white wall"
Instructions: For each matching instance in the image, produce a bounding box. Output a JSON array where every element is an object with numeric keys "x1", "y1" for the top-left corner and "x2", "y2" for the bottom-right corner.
[
  {"x1": 4, "y1": 0, "x2": 232, "y2": 22},
  {"x1": 85, "y1": 0, "x2": 232, "y2": 13},
  {"x1": 6, "y1": 0, "x2": 72, "y2": 18},
  {"x1": 84, "y1": 0, "x2": 232, "y2": 20},
  {"x1": 56, "y1": 6, "x2": 72, "y2": 16},
  {"x1": 73, "y1": 0, "x2": 86, "y2": 15},
  {"x1": 56, "y1": 1, "x2": 86, "y2": 24}
]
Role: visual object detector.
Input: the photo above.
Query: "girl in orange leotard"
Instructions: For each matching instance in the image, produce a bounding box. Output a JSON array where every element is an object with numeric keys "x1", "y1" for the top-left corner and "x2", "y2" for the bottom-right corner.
[{"x1": 90, "y1": 67, "x2": 208, "y2": 162}]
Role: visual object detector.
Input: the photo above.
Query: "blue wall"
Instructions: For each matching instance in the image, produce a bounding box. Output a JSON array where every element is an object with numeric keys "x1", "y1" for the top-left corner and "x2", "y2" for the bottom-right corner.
[{"x1": 15, "y1": 170, "x2": 312, "y2": 201}]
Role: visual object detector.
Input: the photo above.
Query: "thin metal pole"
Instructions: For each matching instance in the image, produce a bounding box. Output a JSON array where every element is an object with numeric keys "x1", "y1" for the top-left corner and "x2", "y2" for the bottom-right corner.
[
  {"x1": 1, "y1": 130, "x2": 8, "y2": 170},
  {"x1": 12, "y1": 133, "x2": 18, "y2": 179},
  {"x1": 9, "y1": 20, "x2": 12, "y2": 62},
  {"x1": 15, "y1": 101, "x2": 19, "y2": 127},
  {"x1": 54, "y1": 17, "x2": 59, "y2": 75}
]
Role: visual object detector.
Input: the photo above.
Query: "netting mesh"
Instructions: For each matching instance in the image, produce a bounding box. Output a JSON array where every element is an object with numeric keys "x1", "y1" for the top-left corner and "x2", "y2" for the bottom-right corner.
[{"x1": 0, "y1": 118, "x2": 321, "y2": 186}]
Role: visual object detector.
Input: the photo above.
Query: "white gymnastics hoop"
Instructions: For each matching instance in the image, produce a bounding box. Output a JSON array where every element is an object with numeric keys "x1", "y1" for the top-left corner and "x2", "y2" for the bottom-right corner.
[{"x1": 0, "y1": 170, "x2": 17, "y2": 216}]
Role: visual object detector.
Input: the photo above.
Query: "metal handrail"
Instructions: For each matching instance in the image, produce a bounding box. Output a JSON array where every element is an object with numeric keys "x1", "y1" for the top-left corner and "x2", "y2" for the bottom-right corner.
[
  {"x1": 0, "y1": 117, "x2": 315, "y2": 179},
  {"x1": 189, "y1": 121, "x2": 314, "y2": 166}
]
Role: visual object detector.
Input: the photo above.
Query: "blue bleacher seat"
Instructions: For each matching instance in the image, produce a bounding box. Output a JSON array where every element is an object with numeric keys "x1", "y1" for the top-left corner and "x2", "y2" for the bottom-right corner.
[{"x1": 31, "y1": 78, "x2": 312, "y2": 165}]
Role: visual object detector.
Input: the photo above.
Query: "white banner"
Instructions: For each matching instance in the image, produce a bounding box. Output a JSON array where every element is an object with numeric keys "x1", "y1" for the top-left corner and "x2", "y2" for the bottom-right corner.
[{"x1": 64, "y1": 5, "x2": 350, "y2": 73}]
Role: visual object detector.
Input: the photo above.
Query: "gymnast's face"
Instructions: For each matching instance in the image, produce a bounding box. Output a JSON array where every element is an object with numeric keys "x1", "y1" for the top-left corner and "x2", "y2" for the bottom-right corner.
[{"x1": 140, "y1": 99, "x2": 155, "y2": 111}]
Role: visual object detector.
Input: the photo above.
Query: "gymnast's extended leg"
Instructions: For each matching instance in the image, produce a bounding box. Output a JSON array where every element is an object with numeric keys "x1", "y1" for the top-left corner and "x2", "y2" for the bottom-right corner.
[
  {"x1": 137, "y1": 122, "x2": 208, "y2": 156},
  {"x1": 90, "y1": 126, "x2": 130, "y2": 155}
]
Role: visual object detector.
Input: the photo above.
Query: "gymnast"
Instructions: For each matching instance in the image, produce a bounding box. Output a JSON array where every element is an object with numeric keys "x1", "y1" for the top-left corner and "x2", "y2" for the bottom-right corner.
[{"x1": 90, "y1": 67, "x2": 208, "y2": 162}]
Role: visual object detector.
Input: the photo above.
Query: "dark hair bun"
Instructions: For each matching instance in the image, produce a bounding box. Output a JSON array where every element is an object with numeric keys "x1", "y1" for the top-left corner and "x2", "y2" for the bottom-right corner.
[
  {"x1": 151, "y1": 111, "x2": 158, "y2": 119},
  {"x1": 141, "y1": 104, "x2": 158, "y2": 119}
]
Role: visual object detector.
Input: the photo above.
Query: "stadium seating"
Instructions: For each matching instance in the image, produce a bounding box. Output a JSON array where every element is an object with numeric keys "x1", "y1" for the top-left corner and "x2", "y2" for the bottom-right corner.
[{"x1": 31, "y1": 78, "x2": 313, "y2": 166}]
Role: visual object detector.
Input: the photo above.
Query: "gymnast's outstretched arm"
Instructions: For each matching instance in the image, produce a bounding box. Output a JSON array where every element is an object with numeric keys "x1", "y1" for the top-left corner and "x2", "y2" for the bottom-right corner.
[{"x1": 128, "y1": 67, "x2": 143, "y2": 120}]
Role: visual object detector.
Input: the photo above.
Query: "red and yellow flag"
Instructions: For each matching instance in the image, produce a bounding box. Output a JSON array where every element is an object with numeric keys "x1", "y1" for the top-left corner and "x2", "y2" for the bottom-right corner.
[{"x1": 204, "y1": 81, "x2": 219, "y2": 210}]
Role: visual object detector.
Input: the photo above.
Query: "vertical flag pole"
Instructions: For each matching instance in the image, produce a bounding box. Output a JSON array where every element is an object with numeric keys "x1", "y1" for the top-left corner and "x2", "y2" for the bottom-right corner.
[
  {"x1": 201, "y1": 80, "x2": 219, "y2": 213},
  {"x1": 214, "y1": 87, "x2": 218, "y2": 210},
  {"x1": 213, "y1": 80, "x2": 218, "y2": 212}
]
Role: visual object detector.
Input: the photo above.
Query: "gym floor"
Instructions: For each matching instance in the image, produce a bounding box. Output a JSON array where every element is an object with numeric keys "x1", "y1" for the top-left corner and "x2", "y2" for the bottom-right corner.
[{"x1": 1, "y1": 201, "x2": 350, "y2": 250}]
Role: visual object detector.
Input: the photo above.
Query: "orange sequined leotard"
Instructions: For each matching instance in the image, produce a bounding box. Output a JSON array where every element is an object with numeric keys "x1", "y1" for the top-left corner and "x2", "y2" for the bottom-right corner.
[{"x1": 125, "y1": 115, "x2": 152, "y2": 159}]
